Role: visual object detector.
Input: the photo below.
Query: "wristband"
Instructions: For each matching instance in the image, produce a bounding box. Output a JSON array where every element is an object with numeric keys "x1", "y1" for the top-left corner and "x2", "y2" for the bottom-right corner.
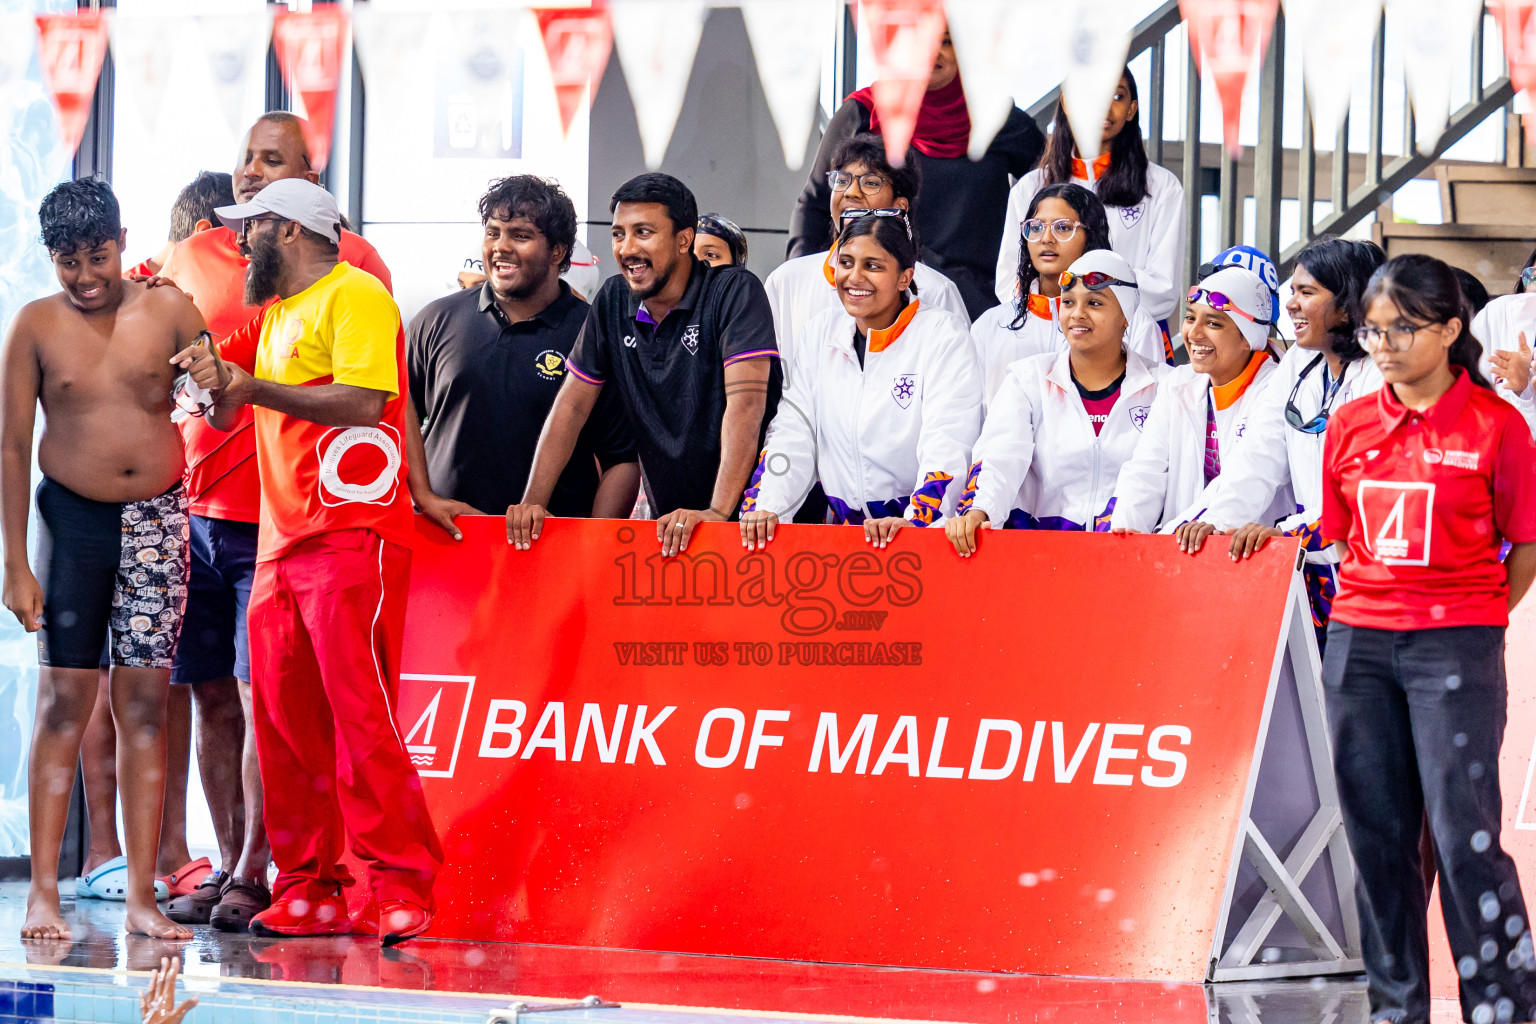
[{"x1": 708, "y1": 504, "x2": 732, "y2": 520}]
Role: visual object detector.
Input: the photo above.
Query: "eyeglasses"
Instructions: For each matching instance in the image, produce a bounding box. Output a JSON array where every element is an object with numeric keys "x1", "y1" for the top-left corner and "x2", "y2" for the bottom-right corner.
[
  {"x1": 839, "y1": 206, "x2": 913, "y2": 240},
  {"x1": 1187, "y1": 286, "x2": 1274, "y2": 327},
  {"x1": 1059, "y1": 270, "x2": 1136, "y2": 292},
  {"x1": 1022, "y1": 218, "x2": 1081, "y2": 243},
  {"x1": 1354, "y1": 323, "x2": 1430, "y2": 352},
  {"x1": 827, "y1": 170, "x2": 890, "y2": 196},
  {"x1": 1285, "y1": 353, "x2": 1345, "y2": 434}
]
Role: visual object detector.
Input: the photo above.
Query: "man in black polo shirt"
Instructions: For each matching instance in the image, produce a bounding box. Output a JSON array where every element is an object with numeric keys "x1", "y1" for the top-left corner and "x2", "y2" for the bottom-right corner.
[
  {"x1": 407, "y1": 175, "x2": 639, "y2": 523},
  {"x1": 507, "y1": 173, "x2": 780, "y2": 557}
]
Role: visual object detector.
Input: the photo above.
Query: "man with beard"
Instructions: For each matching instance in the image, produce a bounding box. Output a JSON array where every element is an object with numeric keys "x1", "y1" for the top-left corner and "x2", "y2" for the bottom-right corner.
[
  {"x1": 171, "y1": 179, "x2": 441, "y2": 944},
  {"x1": 507, "y1": 173, "x2": 780, "y2": 556},
  {"x1": 407, "y1": 175, "x2": 638, "y2": 519},
  {"x1": 4, "y1": 178, "x2": 204, "y2": 941}
]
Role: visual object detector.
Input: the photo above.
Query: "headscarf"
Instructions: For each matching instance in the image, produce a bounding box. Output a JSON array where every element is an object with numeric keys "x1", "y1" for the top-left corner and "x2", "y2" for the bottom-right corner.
[{"x1": 847, "y1": 74, "x2": 970, "y2": 160}]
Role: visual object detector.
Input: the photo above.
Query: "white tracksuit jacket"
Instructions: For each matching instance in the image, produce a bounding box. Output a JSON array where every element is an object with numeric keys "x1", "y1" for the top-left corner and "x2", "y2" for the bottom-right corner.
[
  {"x1": 764, "y1": 251, "x2": 968, "y2": 388},
  {"x1": 1108, "y1": 358, "x2": 1292, "y2": 533},
  {"x1": 744, "y1": 301, "x2": 983, "y2": 526},
  {"x1": 993, "y1": 163, "x2": 1187, "y2": 324},
  {"x1": 1469, "y1": 293, "x2": 1536, "y2": 438},
  {"x1": 958, "y1": 348, "x2": 1167, "y2": 531},
  {"x1": 971, "y1": 291, "x2": 1169, "y2": 406}
]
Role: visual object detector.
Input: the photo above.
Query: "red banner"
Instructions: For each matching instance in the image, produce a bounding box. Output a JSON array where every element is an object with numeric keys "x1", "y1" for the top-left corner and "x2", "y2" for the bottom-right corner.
[
  {"x1": 1179, "y1": 0, "x2": 1278, "y2": 156},
  {"x1": 272, "y1": 6, "x2": 347, "y2": 173},
  {"x1": 534, "y1": 5, "x2": 614, "y2": 137},
  {"x1": 858, "y1": 0, "x2": 947, "y2": 167},
  {"x1": 35, "y1": 12, "x2": 110, "y2": 157},
  {"x1": 380, "y1": 518, "x2": 1300, "y2": 981}
]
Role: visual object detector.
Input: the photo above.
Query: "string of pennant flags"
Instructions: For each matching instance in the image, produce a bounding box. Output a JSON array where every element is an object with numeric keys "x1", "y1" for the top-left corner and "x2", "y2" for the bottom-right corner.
[{"x1": 3, "y1": 0, "x2": 1534, "y2": 179}]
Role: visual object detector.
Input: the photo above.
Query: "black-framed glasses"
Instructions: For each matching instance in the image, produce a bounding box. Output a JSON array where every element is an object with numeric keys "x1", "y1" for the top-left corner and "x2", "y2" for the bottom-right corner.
[
  {"x1": 1354, "y1": 322, "x2": 1428, "y2": 353},
  {"x1": 827, "y1": 170, "x2": 889, "y2": 196},
  {"x1": 1285, "y1": 353, "x2": 1344, "y2": 434},
  {"x1": 839, "y1": 206, "x2": 913, "y2": 240},
  {"x1": 1022, "y1": 218, "x2": 1081, "y2": 243},
  {"x1": 1059, "y1": 270, "x2": 1136, "y2": 292}
]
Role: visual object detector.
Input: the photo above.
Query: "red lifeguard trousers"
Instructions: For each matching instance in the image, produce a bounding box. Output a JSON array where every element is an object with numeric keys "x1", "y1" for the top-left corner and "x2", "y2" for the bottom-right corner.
[{"x1": 248, "y1": 528, "x2": 442, "y2": 906}]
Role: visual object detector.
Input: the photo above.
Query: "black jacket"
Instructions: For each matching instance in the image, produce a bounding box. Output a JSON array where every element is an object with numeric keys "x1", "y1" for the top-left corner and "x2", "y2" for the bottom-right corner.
[{"x1": 787, "y1": 99, "x2": 1045, "y2": 321}]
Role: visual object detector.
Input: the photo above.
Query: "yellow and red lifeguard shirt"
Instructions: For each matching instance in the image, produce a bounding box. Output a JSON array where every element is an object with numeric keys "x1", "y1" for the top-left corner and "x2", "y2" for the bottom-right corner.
[
  {"x1": 1322, "y1": 368, "x2": 1536, "y2": 630},
  {"x1": 161, "y1": 226, "x2": 393, "y2": 523},
  {"x1": 219, "y1": 262, "x2": 414, "y2": 563}
]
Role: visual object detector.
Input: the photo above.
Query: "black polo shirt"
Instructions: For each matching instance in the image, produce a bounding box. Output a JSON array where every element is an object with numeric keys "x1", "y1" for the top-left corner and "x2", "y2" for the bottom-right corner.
[
  {"x1": 407, "y1": 281, "x2": 636, "y2": 517},
  {"x1": 567, "y1": 259, "x2": 781, "y2": 516}
]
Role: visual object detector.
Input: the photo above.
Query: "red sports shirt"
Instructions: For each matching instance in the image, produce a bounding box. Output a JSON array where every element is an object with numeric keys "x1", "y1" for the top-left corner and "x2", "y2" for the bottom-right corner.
[
  {"x1": 219, "y1": 263, "x2": 414, "y2": 562},
  {"x1": 1322, "y1": 368, "x2": 1536, "y2": 630},
  {"x1": 161, "y1": 226, "x2": 392, "y2": 522}
]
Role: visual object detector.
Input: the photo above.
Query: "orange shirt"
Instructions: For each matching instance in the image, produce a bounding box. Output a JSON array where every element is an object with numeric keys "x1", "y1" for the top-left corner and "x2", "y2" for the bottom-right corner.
[
  {"x1": 220, "y1": 263, "x2": 414, "y2": 562},
  {"x1": 161, "y1": 226, "x2": 393, "y2": 522}
]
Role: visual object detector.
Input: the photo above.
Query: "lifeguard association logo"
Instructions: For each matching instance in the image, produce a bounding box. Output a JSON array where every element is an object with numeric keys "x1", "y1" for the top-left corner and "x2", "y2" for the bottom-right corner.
[
  {"x1": 395, "y1": 673, "x2": 477, "y2": 778},
  {"x1": 281, "y1": 316, "x2": 305, "y2": 360},
  {"x1": 315, "y1": 423, "x2": 402, "y2": 507},
  {"x1": 534, "y1": 349, "x2": 566, "y2": 380}
]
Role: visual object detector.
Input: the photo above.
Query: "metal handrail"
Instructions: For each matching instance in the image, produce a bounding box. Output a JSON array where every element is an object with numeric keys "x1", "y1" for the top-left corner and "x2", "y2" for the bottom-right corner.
[{"x1": 1027, "y1": 1, "x2": 1514, "y2": 288}]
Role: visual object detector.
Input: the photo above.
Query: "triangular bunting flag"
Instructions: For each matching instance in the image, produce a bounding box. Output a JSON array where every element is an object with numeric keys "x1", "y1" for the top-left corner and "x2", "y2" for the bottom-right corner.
[
  {"x1": 352, "y1": 5, "x2": 433, "y2": 109},
  {"x1": 859, "y1": 0, "x2": 946, "y2": 167},
  {"x1": 1388, "y1": 0, "x2": 1484, "y2": 155},
  {"x1": 35, "y1": 10, "x2": 111, "y2": 158},
  {"x1": 1493, "y1": 0, "x2": 1536, "y2": 145},
  {"x1": 740, "y1": 0, "x2": 835, "y2": 169},
  {"x1": 194, "y1": 11, "x2": 272, "y2": 146},
  {"x1": 272, "y1": 5, "x2": 348, "y2": 173},
  {"x1": 1060, "y1": 0, "x2": 1134, "y2": 163},
  {"x1": 111, "y1": 13, "x2": 178, "y2": 136},
  {"x1": 534, "y1": 4, "x2": 613, "y2": 138},
  {"x1": 610, "y1": 0, "x2": 707, "y2": 168},
  {"x1": 1282, "y1": 0, "x2": 1379, "y2": 150},
  {"x1": 1180, "y1": 0, "x2": 1279, "y2": 157},
  {"x1": 944, "y1": 0, "x2": 1042, "y2": 160}
]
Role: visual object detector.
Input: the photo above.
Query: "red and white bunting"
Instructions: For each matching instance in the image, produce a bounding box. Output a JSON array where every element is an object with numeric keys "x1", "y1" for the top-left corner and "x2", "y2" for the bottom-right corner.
[
  {"x1": 1181, "y1": 0, "x2": 1279, "y2": 157},
  {"x1": 35, "y1": 10, "x2": 111, "y2": 158},
  {"x1": 1060, "y1": 0, "x2": 1134, "y2": 163},
  {"x1": 610, "y1": 0, "x2": 707, "y2": 168},
  {"x1": 534, "y1": 4, "x2": 614, "y2": 139},
  {"x1": 272, "y1": 5, "x2": 348, "y2": 174},
  {"x1": 111, "y1": 14, "x2": 178, "y2": 136},
  {"x1": 741, "y1": 0, "x2": 836, "y2": 169},
  {"x1": 193, "y1": 11, "x2": 273, "y2": 146},
  {"x1": 944, "y1": 0, "x2": 1040, "y2": 160},
  {"x1": 858, "y1": 0, "x2": 946, "y2": 167},
  {"x1": 1389, "y1": 0, "x2": 1484, "y2": 154},
  {"x1": 1493, "y1": 0, "x2": 1536, "y2": 145},
  {"x1": 1281, "y1": 0, "x2": 1380, "y2": 150}
]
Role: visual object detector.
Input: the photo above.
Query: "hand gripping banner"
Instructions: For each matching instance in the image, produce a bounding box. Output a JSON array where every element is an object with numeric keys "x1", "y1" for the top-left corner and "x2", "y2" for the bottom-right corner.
[{"x1": 368, "y1": 518, "x2": 1362, "y2": 982}]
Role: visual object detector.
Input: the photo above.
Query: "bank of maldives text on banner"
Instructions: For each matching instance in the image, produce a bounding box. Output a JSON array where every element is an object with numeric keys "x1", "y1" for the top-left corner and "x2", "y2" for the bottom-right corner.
[{"x1": 389, "y1": 519, "x2": 1294, "y2": 980}]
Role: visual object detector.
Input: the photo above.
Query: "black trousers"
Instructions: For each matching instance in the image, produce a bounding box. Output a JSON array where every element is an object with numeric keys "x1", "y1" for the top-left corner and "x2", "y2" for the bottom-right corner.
[{"x1": 1323, "y1": 622, "x2": 1536, "y2": 1023}]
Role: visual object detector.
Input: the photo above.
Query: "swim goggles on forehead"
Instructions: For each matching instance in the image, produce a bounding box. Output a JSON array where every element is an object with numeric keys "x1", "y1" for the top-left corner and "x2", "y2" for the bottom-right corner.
[
  {"x1": 1058, "y1": 270, "x2": 1136, "y2": 292},
  {"x1": 1521, "y1": 265, "x2": 1536, "y2": 291},
  {"x1": 1187, "y1": 286, "x2": 1275, "y2": 326},
  {"x1": 839, "y1": 206, "x2": 913, "y2": 240}
]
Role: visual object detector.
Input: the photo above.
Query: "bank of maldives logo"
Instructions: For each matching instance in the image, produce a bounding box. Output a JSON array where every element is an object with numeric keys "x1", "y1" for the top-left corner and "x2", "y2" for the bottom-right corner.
[
  {"x1": 395, "y1": 674, "x2": 476, "y2": 778},
  {"x1": 1357, "y1": 480, "x2": 1434, "y2": 566}
]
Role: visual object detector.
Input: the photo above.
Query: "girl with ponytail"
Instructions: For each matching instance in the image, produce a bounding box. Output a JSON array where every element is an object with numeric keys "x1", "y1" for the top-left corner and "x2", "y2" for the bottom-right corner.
[{"x1": 1317, "y1": 252, "x2": 1536, "y2": 1024}]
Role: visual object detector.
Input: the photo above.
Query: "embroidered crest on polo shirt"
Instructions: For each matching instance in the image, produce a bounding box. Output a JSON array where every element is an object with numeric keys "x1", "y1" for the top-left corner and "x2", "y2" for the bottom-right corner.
[
  {"x1": 891, "y1": 373, "x2": 917, "y2": 409},
  {"x1": 534, "y1": 350, "x2": 566, "y2": 381},
  {"x1": 1130, "y1": 405, "x2": 1151, "y2": 430},
  {"x1": 681, "y1": 324, "x2": 700, "y2": 355},
  {"x1": 1120, "y1": 202, "x2": 1146, "y2": 228}
]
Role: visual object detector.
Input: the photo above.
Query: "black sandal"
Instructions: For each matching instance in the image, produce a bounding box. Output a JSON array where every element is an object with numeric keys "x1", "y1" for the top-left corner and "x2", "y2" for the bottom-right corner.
[
  {"x1": 164, "y1": 870, "x2": 228, "y2": 925},
  {"x1": 210, "y1": 875, "x2": 272, "y2": 933}
]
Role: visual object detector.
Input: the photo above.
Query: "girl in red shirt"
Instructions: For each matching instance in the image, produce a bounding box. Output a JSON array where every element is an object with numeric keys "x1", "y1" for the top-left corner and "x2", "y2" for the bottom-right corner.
[{"x1": 1322, "y1": 254, "x2": 1536, "y2": 1024}]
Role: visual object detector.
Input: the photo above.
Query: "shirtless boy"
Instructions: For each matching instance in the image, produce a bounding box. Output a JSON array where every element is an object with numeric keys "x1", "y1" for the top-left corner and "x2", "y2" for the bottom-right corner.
[{"x1": 1, "y1": 178, "x2": 207, "y2": 940}]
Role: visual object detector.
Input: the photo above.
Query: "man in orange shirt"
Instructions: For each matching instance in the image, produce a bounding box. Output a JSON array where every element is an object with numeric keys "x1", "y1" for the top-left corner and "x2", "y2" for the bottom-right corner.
[
  {"x1": 173, "y1": 179, "x2": 441, "y2": 944},
  {"x1": 157, "y1": 112, "x2": 467, "y2": 932}
]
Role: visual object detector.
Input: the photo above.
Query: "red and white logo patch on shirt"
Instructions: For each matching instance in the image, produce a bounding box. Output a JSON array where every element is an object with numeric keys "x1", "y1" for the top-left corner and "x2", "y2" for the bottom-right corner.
[{"x1": 1356, "y1": 481, "x2": 1434, "y2": 565}]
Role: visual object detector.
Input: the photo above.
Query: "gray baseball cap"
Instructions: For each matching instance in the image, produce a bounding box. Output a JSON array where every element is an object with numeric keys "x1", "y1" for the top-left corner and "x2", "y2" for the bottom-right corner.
[{"x1": 214, "y1": 177, "x2": 341, "y2": 244}]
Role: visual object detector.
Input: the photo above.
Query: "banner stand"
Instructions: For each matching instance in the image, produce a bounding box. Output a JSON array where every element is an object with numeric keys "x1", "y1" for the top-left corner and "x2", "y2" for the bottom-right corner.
[{"x1": 1209, "y1": 565, "x2": 1364, "y2": 981}]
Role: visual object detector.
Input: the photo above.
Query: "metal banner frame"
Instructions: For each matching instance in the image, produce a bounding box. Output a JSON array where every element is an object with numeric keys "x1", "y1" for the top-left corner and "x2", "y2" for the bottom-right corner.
[{"x1": 1209, "y1": 565, "x2": 1364, "y2": 981}]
